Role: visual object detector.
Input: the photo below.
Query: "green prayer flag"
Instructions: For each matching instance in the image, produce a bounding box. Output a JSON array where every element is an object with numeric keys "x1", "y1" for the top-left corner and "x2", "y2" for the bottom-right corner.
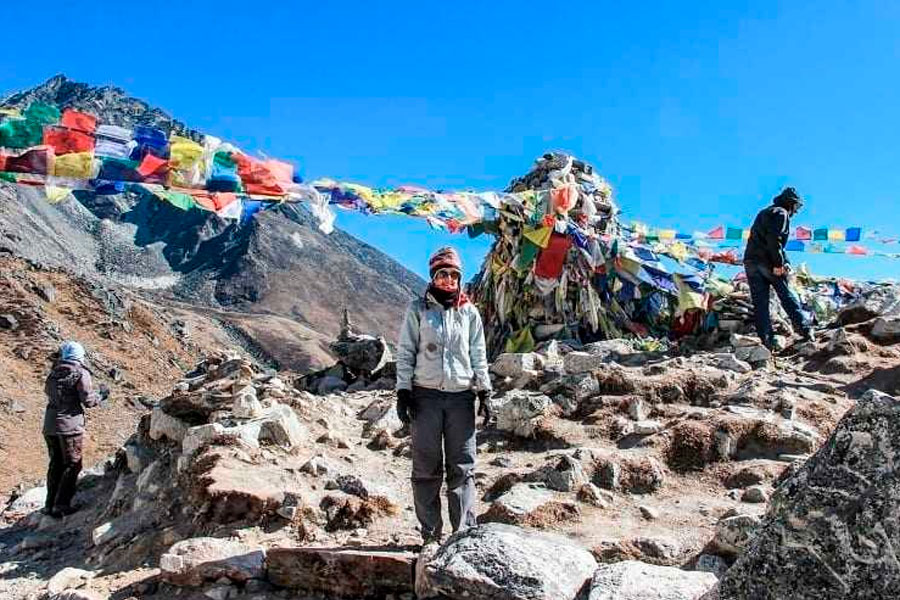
[
  {"x1": 726, "y1": 227, "x2": 743, "y2": 240},
  {"x1": 813, "y1": 228, "x2": 828, "y2": 241}
]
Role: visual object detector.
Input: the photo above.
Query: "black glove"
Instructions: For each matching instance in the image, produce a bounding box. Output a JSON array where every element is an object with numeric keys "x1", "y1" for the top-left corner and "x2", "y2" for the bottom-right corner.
[
  {"x1": 397, "y1": 389, "x2": 414, "y2": 424},
  {"x1": 477, "y1": 390, "x2": 492, "y2": 426}
]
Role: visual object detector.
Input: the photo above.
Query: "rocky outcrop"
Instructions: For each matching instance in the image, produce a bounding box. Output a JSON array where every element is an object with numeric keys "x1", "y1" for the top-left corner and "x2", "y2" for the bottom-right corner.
[{"x1": 716, "y1": 389, "x2": 900, "y2": 599}]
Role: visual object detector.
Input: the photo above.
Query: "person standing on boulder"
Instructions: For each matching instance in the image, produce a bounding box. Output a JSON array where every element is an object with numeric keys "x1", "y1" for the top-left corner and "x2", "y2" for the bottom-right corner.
[
  {"x1": 395, "y1": 246, "x2": 492, "y2": 543},
  {"x1": 744, "y1": 187, "x2": 813, "y2": 350},
  {"x1": 42, "y1": 341, "x2": 108, "y2": 517}
]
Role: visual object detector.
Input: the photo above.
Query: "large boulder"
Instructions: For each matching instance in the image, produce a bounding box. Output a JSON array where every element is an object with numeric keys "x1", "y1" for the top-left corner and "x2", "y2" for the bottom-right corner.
[
  {"x1": 422, "y1": 523, "x2": 597, "y2": 600},
  {"x1": 588, "y1": 560, "x2": 717, "y2": 600},
  {"x1": 149, "y1": 406, "x2": 189, "y2": 443},
  {"x1": 716, "y1": 389, "x2": 900, "y2": 599},
  {"x1": 159, "y1": 537, "x2": 265, "y2": 586}
]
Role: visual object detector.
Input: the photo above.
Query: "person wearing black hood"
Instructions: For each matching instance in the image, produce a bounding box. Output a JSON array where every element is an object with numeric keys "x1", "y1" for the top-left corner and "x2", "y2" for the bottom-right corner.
[{"x1": 743, "y1": 187, "x2": 812, "y2": 349}]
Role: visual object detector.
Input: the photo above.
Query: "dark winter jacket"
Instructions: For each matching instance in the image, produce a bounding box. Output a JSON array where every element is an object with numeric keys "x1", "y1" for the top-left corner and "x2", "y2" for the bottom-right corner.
[
  {"x1": 42, "y1": 360, "x2": 99, "y2": 435},
  {"x1": 743, "y1": 196, "x2": 795, "y2": 268}
]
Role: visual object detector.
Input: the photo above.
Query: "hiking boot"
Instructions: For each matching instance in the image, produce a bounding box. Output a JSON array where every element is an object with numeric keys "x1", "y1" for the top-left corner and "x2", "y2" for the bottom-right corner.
[{"x1": 422, "y1": 531, "x2": 443, "y2": 545}]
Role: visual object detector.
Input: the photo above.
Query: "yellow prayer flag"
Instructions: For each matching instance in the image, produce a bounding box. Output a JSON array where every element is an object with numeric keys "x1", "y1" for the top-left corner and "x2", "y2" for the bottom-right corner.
[
  {"x1": 169, "y1": 135, "x2": 204, "y2": 169},
  {"x1": 45, "y1": 186, "x2": 71, "y2": 204},
  {"x1": 742, "y1": 228, "x2": 750, "y2": 240},
  {"x1": 659, "y1": 229, "x2": 676, "y2": 240},
  {"x1": 52, "y1": 152, "x2": 94, "y2": 179},
  {"x1": 828, "y1": 229, "x2": 845, "y2": 241},
  {"x1": 523, "y1": 225, "x2": 553, "y2": 249}
]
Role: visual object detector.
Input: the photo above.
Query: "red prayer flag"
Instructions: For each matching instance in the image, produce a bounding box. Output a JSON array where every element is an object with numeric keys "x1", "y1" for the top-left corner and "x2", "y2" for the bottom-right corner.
[
  {"x1": 847, "y1": 245, "x2": 869, "y2": 256},
  {"x1": 137, "y1": 153, "x2": 168, "y2": 177},
  {"x1": 707, "y1": 225, "x2": 725, "y2": 240},
  {"x1": 61, "y1": 109, "x2": 97, "y2": 134},
  {"x1": 795, "y1": 226, "x2": 812, "y2": 240},
  {"x1": 43, "y1": 126, "x2": 94, "y2": 155},
  {"x1": 534, "y1": 233, "x2": 572, "y2": 279}
]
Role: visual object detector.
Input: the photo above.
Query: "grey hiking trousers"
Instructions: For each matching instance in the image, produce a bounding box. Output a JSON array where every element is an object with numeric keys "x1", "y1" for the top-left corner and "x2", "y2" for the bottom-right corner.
[{"x1": 410, "y1": 386, "x2": 477, "y2": 539}]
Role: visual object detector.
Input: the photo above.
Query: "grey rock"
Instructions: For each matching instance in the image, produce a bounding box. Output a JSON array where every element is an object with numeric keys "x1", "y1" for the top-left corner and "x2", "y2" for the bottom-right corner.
[
  {"x1": 711, "y1": 353, "x2": 752, "y2": 374},
  {"x1": 256, "y1": 404, "x2": 305, "y2": 448},
  {"x1": 589, "y1": 560, "x2": 717, "y2": 599},
  {"x1": 317, "y1": 375, "x2": 348, "y2": 395},
  {"x1": 740, "y1": 485, "x2": 769, "y2": 504},
  {"x1": 695, "y1": 554, "x2": 728, "y2": 578},
  {"x1": 149, "y1": 406, "x2": 190, "y2": 444},
  {"x1": 633, "y1": 420, "x2": 664, "y2": 435},
  {"x1": 638, "y1": 505, "x2": 658, "y2": 520},
  {"x1": 536, "y1": 455, "x2": 587, "y2": 492},
  {"x1": 495, "y1": 390, "x2": 553, "y2": 438},
  {"x1": 631, "y1": 537, "x2": 681, "y2": 562},
  {"x1": 627, "y1": 397, "x2": 647, "y2": 421},
  {"x1": 0, "y1": 314, "x2": 18, "y2": 330},
  {"x1": 717, "y1": 389, "x2": 900, "y2": 599},
  {"x1": 712, "y1": 514, "x2": 760, "y2": 556},
  {"x1": 424, "y1": 523, "x2": 598, "y2": 600},
  {"x1": 576, "y1": 483, "x2": 614, "y2": 508},
  {"x1": 563, "y1": 351, "x2": 605, "y2": 375},
  {"x1": 47, "y1": 567, "x2": 94, "y2": 594},
  {"x1": 481, "y1": 483, "x2": 579, "y2": 526},
  {"x1": 871, "y1": 316, "x2": 900, "y2": 341},
  {"x1": 491, "y1": 352, "x2": 543, "y2": 378},
  {"x1": 5, "y1": 485, "x2": 47, "y2": 515},
  {"x1": 159, "y1": 537, "x2": 265, "y2": 586},
  {"x1": 35, "y1": 282, "x2": 57, "y2": 303}
]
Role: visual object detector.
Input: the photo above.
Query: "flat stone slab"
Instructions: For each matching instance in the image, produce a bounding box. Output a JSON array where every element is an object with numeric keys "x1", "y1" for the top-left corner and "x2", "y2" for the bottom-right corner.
[{"x1": 266, "y1": 547, "x2": 415, "y2": 598}]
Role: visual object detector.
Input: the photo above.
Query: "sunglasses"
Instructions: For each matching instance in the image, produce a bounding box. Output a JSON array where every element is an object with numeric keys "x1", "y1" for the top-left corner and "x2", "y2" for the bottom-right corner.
[{"x1": 433, "y1": 269, "x2": 461, "y2": 281}]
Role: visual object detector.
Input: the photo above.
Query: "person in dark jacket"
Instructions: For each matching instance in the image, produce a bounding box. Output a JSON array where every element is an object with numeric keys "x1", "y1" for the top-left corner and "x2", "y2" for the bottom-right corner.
[
  {"x1": 395, "y1": 247, "x2": 492, "y2": 543},
  {"x1": 743, "y1": 187, "x2": 812, "y2": 349},
  {"x1": 43, "y1": 341, "x2": 108, "y2": 517}
]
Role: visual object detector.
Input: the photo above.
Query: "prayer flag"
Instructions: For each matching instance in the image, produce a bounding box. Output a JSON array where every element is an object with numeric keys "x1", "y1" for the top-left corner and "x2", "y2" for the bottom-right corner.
[
  {"x1": 785, "y1": 240, "x2": 805, "y2": 252},
  {"x1": 707, "y1": 225, "x2": 724, "y2": 240},
  {"x1": 795, "y1": 226, "x2": 812, "y2": 240},
  {"x1": 845, "y1": 227, "x2": 861, "y2": 242},
  {"x1": 813, "y1": 228, "x2": 828, "y2": 241},
  {"x1": 726, "y1": 227, "x2": 743, "y2": 240},
  {"x1": 828, "y1": 229, "x2": 845, "y2": 241}
]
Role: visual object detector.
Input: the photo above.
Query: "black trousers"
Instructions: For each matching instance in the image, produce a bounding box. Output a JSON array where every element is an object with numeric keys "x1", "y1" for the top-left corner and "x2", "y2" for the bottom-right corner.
[{"x1": 44, "y1": 434, "x2": 83, "y2": 511}]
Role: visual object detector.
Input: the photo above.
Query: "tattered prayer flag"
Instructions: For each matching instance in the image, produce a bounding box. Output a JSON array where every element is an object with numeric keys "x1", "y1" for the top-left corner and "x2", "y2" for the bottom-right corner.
[
  {"x1": 824, "y1": 243, "x2": 843, "y2": 254},
  {"x1": 725, "y1": 227, "x2": 743, "y2": 240},
  {"x1": 523, "y1": 225, "x2": 553, "y2": 249},
  {"x1": 828, "y1": 229, "x2": 845, "y2": 242},
  {"x1": 847, "y1": 244, "x2": 869, "y2": 255},
  {"x1": 808, "y1": 243, "x2": 824, "y2": 253},
  {"x1": 795, "y1": 226, "x2": 812, "y2": 240},
  {"x1": 813, "y1": 228, "x2": 828, "y2": 241},
  {"x1": 45, "y1": 186, "x2": 71, "y2": 203},
  {"x1": 785, "y1": 240, "x2": 805, "y2": 252},
  {"x1": 845, "y1": 227, "x2": 861, "y2": 242},
  {"x1": 707, "y1": 226, "x2": 725, "y2": 240}
]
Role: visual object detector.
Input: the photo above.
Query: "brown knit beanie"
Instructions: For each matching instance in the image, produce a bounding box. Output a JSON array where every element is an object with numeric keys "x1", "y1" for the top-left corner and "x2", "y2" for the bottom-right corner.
[{"x1": 429, "y1": 246, "x2": 462, "y2": 278}]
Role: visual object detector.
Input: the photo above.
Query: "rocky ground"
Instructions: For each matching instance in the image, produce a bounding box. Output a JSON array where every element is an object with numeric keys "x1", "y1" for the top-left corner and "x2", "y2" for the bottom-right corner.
[{"x1": 0, "y1": 292, "x2": 897, "y2": 599}]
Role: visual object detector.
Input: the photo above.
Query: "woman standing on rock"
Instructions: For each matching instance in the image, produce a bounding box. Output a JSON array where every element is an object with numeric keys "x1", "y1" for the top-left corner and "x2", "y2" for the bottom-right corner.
[
  {"x1": 42, "y1": 341, "x2": 108, "y2": 518},
  {"x1": 395, "y1": 246, "x2": 492, "y2": 543}
]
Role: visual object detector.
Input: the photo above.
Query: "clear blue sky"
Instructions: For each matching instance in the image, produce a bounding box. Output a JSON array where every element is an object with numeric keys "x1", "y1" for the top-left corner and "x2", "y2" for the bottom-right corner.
[{"x1": 2, "y1": 1, "x2": 899, "y2": 282}]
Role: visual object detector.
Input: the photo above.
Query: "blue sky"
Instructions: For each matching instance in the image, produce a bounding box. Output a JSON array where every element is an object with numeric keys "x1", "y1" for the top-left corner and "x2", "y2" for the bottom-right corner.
[{"x1": 2, "y1": 1, "x2": 899, "y2": 282}]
